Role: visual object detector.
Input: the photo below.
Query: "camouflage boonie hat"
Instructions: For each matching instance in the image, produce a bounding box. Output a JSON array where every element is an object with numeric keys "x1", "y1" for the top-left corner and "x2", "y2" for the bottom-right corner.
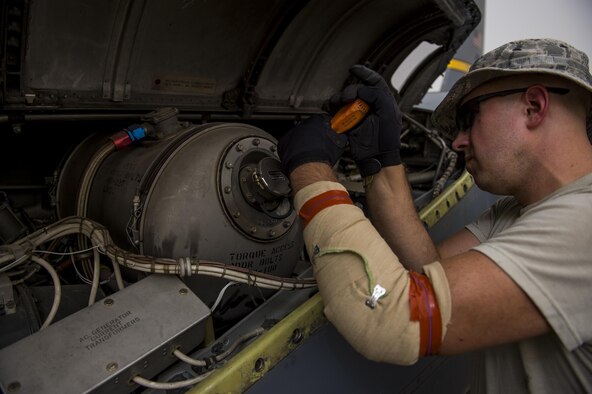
[{"x1": 432, "y1": 38, "x2": 592, "y2": 139}]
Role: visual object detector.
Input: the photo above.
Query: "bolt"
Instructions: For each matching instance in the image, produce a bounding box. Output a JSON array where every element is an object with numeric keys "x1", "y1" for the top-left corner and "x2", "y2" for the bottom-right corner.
[
  {"x1": 106, "y1": 362, "x2": 118, "y2": 372},
  {"x1": 224, "y1": 186, "x2": 232, "y2": 194},
  {"x1": 268, "y1": 230, "x2": 276, "y2": 237},
  {"x1": 233, "y1": 212, "x2": 241, "y2": 218},
  {"x1": 270, "y1": 145, "x2": 277, "y2": 152},
  {"x1": 179, "y1": 288, "x2": 188, "y2": 295},
  {"x1": 6, "y1": 300, "x2": 15, "y2": 309},
  {"x1": 250, "y1": 227, "x2": 257, "y2": 234},
  {"x1": 225, "y1": 161, "x2": 233, "y2": 169},
  {"x1": 283, "y1": 221, "x2": 291, "y2": 228},
  {"x1": 104, "y1": 298, "x2": 114, "y2": 306},
  {"x1": 235, "y1": 144, "x2": 244, "y2": 152},
  {"x1": 252, "y1": 138, "x2": 260, "y2": 146}
]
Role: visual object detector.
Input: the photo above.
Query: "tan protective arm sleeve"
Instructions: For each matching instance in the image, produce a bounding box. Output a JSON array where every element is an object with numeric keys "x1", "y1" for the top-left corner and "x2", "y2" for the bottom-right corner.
[{"x1": 295, "y1": 181, "x2": 451, "y2": 365}]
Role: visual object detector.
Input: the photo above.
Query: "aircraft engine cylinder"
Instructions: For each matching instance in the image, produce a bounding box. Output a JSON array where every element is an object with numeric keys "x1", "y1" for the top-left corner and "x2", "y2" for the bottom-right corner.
[{"x1": 56, "y1": 122, "x2": 303, "y2": 321}]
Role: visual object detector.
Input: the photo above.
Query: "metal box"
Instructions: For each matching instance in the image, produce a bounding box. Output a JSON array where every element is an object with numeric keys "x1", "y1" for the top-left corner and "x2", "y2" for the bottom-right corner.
[{"x1": 0, "y1": 274, "x2": 210, "y2": 394}]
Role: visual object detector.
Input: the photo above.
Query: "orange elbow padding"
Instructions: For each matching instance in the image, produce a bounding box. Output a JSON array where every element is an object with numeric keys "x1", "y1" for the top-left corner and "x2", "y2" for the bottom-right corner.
[
  {"x1": 409, "y1": 271, "x2": 443, "y2": 356},
  {"x1": 299, "y1": 190, "x2": 353, "y2": 227}
]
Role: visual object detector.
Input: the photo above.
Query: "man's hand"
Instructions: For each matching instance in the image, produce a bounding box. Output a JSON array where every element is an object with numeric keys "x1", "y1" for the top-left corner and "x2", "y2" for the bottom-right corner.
[
  {"x1": 278, "y1": 114, "x2": 348, "y2": 176},
  {"x1": 330, "y1": 65, "x2": 403, "y2": 177}
]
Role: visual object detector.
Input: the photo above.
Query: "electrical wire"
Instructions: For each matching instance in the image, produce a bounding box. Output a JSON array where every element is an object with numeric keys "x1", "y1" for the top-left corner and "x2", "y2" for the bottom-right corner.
[
  {"x1": 210, "y1": 281, "x2": 238, "y2": 312},
  {"x1": 0, "y1": 254, "x2": 29, "y2": 273},
  {"x1": 133, "y1": 328, "x2": 265, "y2": 390},
  {"x1": 173, "y1": 327, "x2": 265, "y2": 367},
  {"x1": 75, "y1": 141, "x2": 116, "y2": 283},
  {"x1": 112, "y1": 259, "x2": 125, "y2": 290},
  {"x1": 0, "y1": 216, "x2": 317, "y2": 291},
  {"x1": 132, "y1": 370, "x2": 215, "y2": 390},
  {"x1": 89, "y1": 246, "x2": 101, "y2": 306},
  {"x1": 32, "y1": 245, "x2": 101, "y2": 256},
  {"x1": 401, "y1": 113, "x2": 458, "y2": 197},
  {"x1": 30, "y1": 255, "x2": 61, "y2": 329},
  {"x1": 9, "y1": 265, "x2": 39, "y2": 285}
]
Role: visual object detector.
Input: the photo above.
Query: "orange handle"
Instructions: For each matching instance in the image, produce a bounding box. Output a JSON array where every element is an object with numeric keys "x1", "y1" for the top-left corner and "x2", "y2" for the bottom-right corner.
[{"x1": 330, "y1": 98, "x2": 370, "y2": 133}]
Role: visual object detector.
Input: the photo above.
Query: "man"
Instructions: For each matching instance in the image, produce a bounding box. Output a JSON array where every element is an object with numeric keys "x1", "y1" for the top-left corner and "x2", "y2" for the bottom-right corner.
[{"x1": 278, "y1": 38, "x2": 592, "y2": 392}]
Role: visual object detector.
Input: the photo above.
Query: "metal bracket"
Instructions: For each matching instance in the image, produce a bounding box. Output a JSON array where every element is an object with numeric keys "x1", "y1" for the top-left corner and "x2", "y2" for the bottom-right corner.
[{"x1": 0, "y1": 273, "x2": 16, "y2": 315}]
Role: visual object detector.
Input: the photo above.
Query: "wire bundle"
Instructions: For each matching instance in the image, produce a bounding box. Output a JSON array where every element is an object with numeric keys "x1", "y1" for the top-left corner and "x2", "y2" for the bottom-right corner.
[{"x1": 0, "y1": 216, "x2": 316, "y2": 329}]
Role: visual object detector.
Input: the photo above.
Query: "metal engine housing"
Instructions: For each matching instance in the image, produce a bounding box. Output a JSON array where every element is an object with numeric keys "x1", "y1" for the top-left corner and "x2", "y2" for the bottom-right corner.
[{"x1": 57, "y1": 121, "x2": 303, "y2": 320}]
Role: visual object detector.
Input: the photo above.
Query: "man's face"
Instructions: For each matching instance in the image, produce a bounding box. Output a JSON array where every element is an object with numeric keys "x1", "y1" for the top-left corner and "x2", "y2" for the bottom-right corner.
[{"x1": 450, "y1": 82, "x2": 529, "y2": 195}]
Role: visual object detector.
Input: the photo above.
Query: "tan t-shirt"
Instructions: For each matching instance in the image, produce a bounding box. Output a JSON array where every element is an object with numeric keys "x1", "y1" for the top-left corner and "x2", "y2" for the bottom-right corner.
[{"x1": 466, "y1": 173, "x2": 592, "y2": 393}]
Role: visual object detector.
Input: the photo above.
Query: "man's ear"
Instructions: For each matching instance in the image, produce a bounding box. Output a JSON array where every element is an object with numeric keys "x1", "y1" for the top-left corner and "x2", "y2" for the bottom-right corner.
[{"x1": 523, "y1": 85, "x2": 549, "y2": 129}]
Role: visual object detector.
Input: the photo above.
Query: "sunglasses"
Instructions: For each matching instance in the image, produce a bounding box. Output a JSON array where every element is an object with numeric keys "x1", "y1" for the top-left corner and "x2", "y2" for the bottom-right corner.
[{"x1": 456, "y1": 87, "x2": 570, "y2": 133}]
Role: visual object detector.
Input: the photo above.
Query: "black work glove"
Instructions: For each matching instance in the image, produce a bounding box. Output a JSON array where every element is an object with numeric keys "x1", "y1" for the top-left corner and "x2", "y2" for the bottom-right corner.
[
  {"x1": 278, "y1": 114, "x2": 348, "y2": 176},
  {"x1": 330, "y1": 65, "x2": 402, "y2": 177}
]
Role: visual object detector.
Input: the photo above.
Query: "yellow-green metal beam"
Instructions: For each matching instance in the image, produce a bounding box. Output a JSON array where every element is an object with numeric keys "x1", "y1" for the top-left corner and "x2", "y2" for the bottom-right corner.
[
  {"x1": 189, "y1": 293, "x2": 326, "y2": 393},
  {"x1": 420, "y1": 170, "x2": 474, "y2": 229}
]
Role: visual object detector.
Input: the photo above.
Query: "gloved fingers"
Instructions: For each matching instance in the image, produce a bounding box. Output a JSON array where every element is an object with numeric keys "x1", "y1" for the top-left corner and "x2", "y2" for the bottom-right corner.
[
  {"x1": 356, "y1": 86, "x2": 403, "y2": 124},
  {"x1": 348, "y1": 115, "x2": 378, "y2": 149},
  {"x1": 300, "y1": 113, "x2": 332, "y2": 129},
  {"x1": 325, "y1": 126, "x2": 349, "y2": 149},
  {"x1": 326, "y1": 93, "x2": 342, "y2": 115},
  {"x1": 347, "y1": 116, "x2": 381, "y2": 173},
  {"x1": 355, "y1": 85, "x2": 387, "y2": 106},
  {"x1": 277, "y1": 113, "x2": 347, "y2": 175},
  {"x1": 327, "y1": 85, "x2": 359, "y2": 114},
  {"x1": 341, "y1": 84, "x2": 359, "y2": 103},
  {"x1": 350, "y1": 65, "x2": 388, "y2": 89}
]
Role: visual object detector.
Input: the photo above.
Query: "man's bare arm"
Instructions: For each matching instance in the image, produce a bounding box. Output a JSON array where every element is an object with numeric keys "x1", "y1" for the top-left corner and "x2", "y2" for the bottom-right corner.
[
  {"x1": 365, "y1": 165, "x2": 439, "y2": 271},
  {"x1": 437, "y1": 229, "x2": 481, "y2": 258},
  {"x1": 439, "y1": 250, "x2": 550, "y2": 354}
]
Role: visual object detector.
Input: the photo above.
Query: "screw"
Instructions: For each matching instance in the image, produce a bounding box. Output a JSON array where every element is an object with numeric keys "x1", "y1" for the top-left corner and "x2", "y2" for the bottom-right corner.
[
  {"x1": 252, "y1": 138, "x2": 260, "y2": 146},
  {"x1": 106, "y1": 362, "x2": 118, "y2": 372},
  {"x1": 179, "y1": 288, "x2": 188, "y2": 295},
  {"x1": 224, "y1": 186, "x2": 232, "y2": 194},
  {"x1": 104, "y1": 298, "x2": 114, "y2": 306}
]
